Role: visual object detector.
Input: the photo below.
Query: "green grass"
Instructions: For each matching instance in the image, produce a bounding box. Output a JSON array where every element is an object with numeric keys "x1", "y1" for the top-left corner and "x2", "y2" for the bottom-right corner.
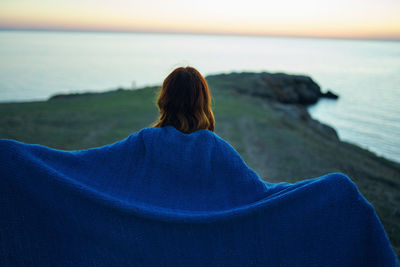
[{"x1": 0, "y1": 87, "x2": 160, "y2": 149}]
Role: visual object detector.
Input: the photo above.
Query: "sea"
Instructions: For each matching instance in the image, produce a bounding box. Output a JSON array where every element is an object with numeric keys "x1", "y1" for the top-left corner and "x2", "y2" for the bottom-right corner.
[{"x1": 0, "y1": 30, "x2": 399, "y2": 163}]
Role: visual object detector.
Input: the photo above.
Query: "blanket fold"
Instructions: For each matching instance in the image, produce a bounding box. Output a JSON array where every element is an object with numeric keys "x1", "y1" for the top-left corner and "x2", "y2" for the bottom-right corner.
[{"x1": 0, "y1": 126, "x2": 398, "y2": 266}]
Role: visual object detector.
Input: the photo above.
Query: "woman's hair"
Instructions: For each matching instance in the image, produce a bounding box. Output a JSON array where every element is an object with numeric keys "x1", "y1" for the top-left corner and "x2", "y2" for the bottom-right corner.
[{"x1": 153, "y1": 66, "x2": 215, "y2": 133}]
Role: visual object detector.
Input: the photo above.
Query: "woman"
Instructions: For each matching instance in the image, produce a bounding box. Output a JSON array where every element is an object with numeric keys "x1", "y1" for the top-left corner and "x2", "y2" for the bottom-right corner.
[
  {"x1": 0, "y1": 67, "x2": 398, "y2": 266},
  {"x1": 153, "y1": 66, "x2": 215, "y2": 133}
]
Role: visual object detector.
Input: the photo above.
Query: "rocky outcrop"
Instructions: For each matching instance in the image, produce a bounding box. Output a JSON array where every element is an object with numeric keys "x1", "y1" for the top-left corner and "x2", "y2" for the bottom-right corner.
[
  {"x1": 206, "y1": 71, "x2": 340, "y2": 140},
  {"x1": 320, "y1": 90, "x2": 339, "y2": 99},
  {"x1": 206, "y1": 72, "x2": 337, "y2": 104}
]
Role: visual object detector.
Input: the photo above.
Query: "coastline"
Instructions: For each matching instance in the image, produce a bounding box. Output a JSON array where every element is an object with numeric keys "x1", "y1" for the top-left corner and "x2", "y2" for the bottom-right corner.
[
  {"x1": 0, "y1": 74, "x2": 399, "y2": 256},
  {"x1": 2, "y1": 31, "x2": 399, "y2": 165}
]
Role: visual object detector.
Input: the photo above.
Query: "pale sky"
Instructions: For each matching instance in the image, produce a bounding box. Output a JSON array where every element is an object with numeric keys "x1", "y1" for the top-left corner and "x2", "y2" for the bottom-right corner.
[{"x1": 1, "y1": 0, "x2": 400, "y2": 39}]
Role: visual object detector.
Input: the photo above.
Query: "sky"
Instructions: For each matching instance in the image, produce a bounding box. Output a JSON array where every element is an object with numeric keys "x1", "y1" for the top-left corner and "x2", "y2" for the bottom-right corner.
[{"x1": 1, "y1": 0, "x2": 400, "y2": 40}]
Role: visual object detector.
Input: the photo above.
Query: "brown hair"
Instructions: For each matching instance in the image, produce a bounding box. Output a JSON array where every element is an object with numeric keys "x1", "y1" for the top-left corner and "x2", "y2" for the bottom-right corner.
[{"x1": 153, "y1": 66, "x2": 215, "y2": 133}]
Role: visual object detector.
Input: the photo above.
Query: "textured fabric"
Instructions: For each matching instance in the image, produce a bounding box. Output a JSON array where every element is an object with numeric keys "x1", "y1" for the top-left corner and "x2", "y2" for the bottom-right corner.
[{"x1": 0, "y1": 126, "x2": 398, "y2": 266}]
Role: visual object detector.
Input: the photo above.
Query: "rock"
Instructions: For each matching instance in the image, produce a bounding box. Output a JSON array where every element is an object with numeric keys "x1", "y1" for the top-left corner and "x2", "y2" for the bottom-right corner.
[
  {"x1": 320, "y1": 90, "x2": 339, "y2": 99},
  {"x1": 206, "y1": 72, "x2": 324, "y2": 105},
  {"x1": 207, "y1": 71, "x2": 340, "y2": 141}
]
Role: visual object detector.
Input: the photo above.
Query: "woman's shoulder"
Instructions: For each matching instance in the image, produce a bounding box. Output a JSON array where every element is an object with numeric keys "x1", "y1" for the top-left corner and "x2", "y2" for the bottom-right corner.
[
  {"x1": 137, "y1": 125, "x2": 216, "y2": 137},
  {"x1": 137, "y1": 126, "x2": 249, "y2": 163}
]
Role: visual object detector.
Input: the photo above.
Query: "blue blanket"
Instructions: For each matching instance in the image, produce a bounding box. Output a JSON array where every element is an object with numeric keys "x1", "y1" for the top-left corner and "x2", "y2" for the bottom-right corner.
[{"x1": 1, "y1": 126, "x2": 398, "y2": 266}]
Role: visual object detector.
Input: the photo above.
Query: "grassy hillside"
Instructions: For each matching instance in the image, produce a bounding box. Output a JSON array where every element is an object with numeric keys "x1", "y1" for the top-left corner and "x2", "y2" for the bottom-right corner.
[{"x1": 1, "y1": 79, "x2": 399, "y2": 256}]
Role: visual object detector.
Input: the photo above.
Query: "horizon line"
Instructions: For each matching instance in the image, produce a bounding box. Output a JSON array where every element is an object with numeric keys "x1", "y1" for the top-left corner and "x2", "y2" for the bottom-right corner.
[{"x1": 1, "y1": 27, "x2": 400, "y2": 42}]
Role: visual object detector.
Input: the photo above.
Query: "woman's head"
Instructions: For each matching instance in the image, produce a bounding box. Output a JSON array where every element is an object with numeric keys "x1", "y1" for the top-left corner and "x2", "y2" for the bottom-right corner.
[{"x1": 153, "y1": 66, "x2": 215, "y2": 133}]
